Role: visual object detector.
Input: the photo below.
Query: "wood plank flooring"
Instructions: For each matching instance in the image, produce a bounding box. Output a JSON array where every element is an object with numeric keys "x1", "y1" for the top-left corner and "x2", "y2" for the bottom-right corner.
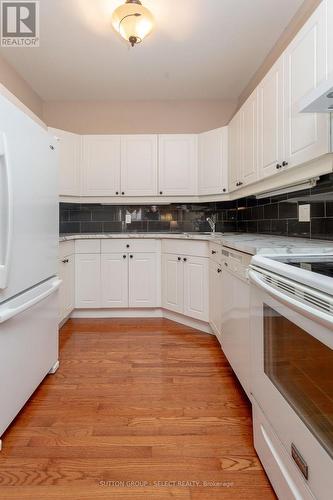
[{"x1": 0, "y1": 318, "x2": 276, "y2": 499}]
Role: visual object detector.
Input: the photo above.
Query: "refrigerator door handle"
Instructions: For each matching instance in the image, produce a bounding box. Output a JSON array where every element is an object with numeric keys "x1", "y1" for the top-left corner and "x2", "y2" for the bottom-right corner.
[
  {"x1": 0, "y1": 278, "x2": 61, "y2": 324},
  {"x1": 0, "y1": 132, "x2": 13, "y2": 290}
]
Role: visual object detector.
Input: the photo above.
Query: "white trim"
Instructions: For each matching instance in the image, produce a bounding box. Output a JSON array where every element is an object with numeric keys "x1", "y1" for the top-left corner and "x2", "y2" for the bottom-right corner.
[{"x1": 69, "y1": 307, "x2": 212, "y2": 334}]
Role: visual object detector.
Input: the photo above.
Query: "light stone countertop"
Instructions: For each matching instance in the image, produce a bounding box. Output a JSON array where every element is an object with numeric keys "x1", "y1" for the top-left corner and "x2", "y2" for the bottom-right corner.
[{"x1": 59, "y1": 232, "x2": 333, "y2": 256}]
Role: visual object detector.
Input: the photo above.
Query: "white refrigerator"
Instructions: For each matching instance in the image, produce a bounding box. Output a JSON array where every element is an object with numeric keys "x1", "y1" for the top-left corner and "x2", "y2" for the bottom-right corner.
[{"x1": 0, "y1": 93, "x2": 60, "y2": 445}]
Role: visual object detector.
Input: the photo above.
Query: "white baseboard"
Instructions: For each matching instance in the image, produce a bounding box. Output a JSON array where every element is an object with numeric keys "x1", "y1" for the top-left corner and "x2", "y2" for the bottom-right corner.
[{"x1": 69, "y1": 308, "x2": 213, "y2": 334}]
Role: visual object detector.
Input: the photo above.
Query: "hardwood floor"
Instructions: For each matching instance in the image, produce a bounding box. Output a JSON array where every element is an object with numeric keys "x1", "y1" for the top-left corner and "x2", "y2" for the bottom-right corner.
[{"x1": 0, "y1": 319, "x2": 276, "y2": 499}]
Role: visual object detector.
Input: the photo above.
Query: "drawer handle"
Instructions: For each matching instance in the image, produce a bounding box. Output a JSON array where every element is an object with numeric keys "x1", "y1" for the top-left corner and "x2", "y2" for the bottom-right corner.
[{"x1": 62, "y1": 259, "x2": 69, "y2": 264}]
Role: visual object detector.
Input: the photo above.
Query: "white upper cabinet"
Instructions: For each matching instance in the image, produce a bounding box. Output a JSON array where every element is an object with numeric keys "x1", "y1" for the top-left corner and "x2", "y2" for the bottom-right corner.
[
  {"x1": 49, "y1": 128, "x2": 81, "y2": 196},
  {"x1": 81, "y1": 135, "x2": 121, "y2": 196},
  {"x1": 240, "y1": 90, "x2": 258, "y2": 186},
  {"x1": 258, "y1": 56, "x2": 285, "y2": 178},
  {"x1": 158, "y1": 135, "x2": 198, "y2": 196},
  {"x1": 228, "y1": 111, "x2": 242, "y2": 192},
  {"x1": 121, "y1": 135, "x2": 158, "y2": 196},
  {"x1": 198, "y1": 127, "x2": 228, "y2": 195},
  {"x1": 284, "y1": 3, "x2": 330, "y2": 168}
]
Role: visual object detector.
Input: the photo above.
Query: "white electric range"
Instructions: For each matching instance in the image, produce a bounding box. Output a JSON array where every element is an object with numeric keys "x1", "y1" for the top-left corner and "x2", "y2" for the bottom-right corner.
[{"x1": 249, "y1": 252, "x2": 333, "y2": 500}]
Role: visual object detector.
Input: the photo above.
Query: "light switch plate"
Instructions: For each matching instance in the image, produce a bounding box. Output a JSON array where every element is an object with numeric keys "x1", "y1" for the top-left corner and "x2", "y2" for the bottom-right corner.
[{"x1": 298, "y1": 204, "x2": 310, "y2": 222}]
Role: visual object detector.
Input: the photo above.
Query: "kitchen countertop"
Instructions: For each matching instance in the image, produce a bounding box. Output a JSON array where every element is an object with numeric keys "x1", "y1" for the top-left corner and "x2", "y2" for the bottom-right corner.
[{"x1": 59, "y1": 232, "x2": 333, "y2": 256}]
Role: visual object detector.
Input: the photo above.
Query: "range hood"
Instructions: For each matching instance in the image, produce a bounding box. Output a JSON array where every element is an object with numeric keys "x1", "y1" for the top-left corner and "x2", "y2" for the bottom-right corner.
[{"x1": 300, "y1": 74, "x2": 333, "y2": 113}]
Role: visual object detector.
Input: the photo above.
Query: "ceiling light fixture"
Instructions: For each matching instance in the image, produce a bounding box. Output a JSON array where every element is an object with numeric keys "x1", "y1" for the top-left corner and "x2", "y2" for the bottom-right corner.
[{"x1": 112, "y1": 0, "x2": 154, "y2": 47}]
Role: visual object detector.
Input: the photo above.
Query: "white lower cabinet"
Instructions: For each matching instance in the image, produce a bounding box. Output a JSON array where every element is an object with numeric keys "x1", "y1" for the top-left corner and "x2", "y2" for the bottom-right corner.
[
  {"x1": 101, "y1": 253, "x2": 129, "y2": 308},
  {"x1": 129, "y1": 252, "x2": 159, "y2": 308},
  {"x1": 101, "y1": 251, "x2": 160, "y2": 308},
  {"x1": 209, "y1": 260, "x2": 222, "y2": 336},
  {"x1": 59, "y1": 245, "x2": 75, "y2": 322},
  {"x1": 162, "y1": 253, "x2": 209, "y2": 322},
  {"x1": 75, "y1": 253, "x2": 101, "y2": 308}
]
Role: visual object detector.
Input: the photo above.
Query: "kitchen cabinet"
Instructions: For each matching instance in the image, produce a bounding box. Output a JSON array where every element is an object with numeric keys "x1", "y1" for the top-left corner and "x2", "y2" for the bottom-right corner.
[
  {"x1": 59, "y1": 242, "x2": 75, "y2": 322},
  {"x1": 241, "y1": 90, "x2": 258, "y2": 185},
  {"x1": 162, "y1": 252, "x2": 209, "y2": 322},
  {"x1": 101, "y1": 240, "x2": 160, "y2": 308},
  {"x1": 75, "y1": 253, "x2": 101, "y2": 308},
  {"x1": 121, "y1": 135, "x2": 158, "y2": 196},
  {"x1": 129, "y1": 252, "x2": 158, "y2": 307},
  {"x1": 228, "y1": 111, "x2": 242, "y2": 192},
  {"x1": 284, "y1": 3, "x2": 330, "y2": 169},
  {"x1": 198, "y1": 127, "x2": 228, "y2": 195},
  {"x1": 81, "y1": 135, "x2": 121, "y2": 196},
  {"x1": 158, "y1": 135, "x2": 198, "y2": 196},
  {"x1": 209, "y1": 259, "x2": 222, "y2": 336},
  {"x1": 101, "y1": 253, "x2": 128, "y2": 308},
  {"x1": 258, "y1": 56, "x2": 285, "y2": 178},
  {"x1": 50, "y1": 128, "x2": 81, "y2": 196},
  {"x1": 161, "y1": 254, "x2": 184, "y2": 314}
]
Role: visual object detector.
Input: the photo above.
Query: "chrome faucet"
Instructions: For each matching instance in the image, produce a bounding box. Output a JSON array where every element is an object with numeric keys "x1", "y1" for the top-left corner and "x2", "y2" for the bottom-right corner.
[{"x1": 206, "y1": 216, "x2": 216, "y2": 234}]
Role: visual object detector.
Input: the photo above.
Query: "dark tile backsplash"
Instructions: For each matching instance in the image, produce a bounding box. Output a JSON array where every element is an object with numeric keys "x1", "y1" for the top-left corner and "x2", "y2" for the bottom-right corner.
[{"x1": 60, "y1": 174, "x2": 333, "y2": 240}]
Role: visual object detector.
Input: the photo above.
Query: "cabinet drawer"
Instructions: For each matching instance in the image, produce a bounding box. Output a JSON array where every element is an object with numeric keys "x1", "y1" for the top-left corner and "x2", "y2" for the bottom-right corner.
[
  {"x1": 101, "y1": 239, "x2": 160, "y2": 254},
  {"x1": 75, "y1": 239, "x2": 101, "y2": 254},
  {"x1": 162, "y1": 240, "x2": 209, "y2": 258},
  {"x1": 59, "y1": 240, "x2": 75, "y2": 259},
  {"x1": 209, "y1": 242, "x2": 222, "y2": 264}
]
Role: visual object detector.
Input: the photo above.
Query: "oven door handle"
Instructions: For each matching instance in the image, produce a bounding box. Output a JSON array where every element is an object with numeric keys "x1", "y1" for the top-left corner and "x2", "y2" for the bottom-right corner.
[{"x1": 249, "y1": 269, "x2": 333, "y2": 329}]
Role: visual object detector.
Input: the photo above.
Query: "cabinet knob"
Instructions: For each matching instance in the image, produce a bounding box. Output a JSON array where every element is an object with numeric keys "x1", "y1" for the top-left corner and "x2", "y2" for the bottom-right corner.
[
  {"x1": 222, "y1": 188, "x2": 226, "y2": 193},
  {"x1": 122, "y1": 192, "x2": 125, "y2": 195},
  {"x1": 130, "y1": 255, "x2": 133, "y2": 259},
  {"x1": 217, "y1": 268, "x2": 222, "y2": 274},
  {"x1": 123, "y1": 255, "x2": 127, "y2": 259},
  {"x1": 239, "y1": 182, "x2": 243, "y2": 186},
  {"x1": 160, "y1": 191, "x2": 163, "y2": 195},
  {"x1": 126, "y1": 244, "x2": 130, "y2": 248},
  {"x1": 211, "y1": 250, "x2": 217, "y2": 255},
  {"x1": 116, "y1": 191, "x2": 119, "y2": 195},
  {"x1": 49, "y1": 145, "x2": 55, "y2": 150},
  {"x1": 183, "y1": 258, "x2": 187, "y2": 262},
  {"x1": 276, "y1": 164, "x2": 282, "y2": 170},
  {"x1": 62, "y1": 258, "x2": 69, "y2": 264},
  {"x1": 224, "y1": 262, "x2": 228, "y2": 267},
  {"x1": 178, "y1": 257, "x2": 181, "y2": 261},
  {"x1": 282, "y1": 161, "x2": 288, "y2": 167}
]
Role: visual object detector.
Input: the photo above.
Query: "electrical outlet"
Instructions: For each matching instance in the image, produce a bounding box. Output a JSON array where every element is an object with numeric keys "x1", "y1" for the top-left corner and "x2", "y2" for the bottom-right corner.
[
  {"x1": 125, "y1": 214, "x2": 131, "y2": 224},
  {"x1": 298, "y1": 204, "x2": 310, "y2": 222}
]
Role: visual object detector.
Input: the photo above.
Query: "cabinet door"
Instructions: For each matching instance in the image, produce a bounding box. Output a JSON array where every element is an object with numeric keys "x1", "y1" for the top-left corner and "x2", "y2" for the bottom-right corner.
[
  {"x1": 121, "y1": 135, "x2": 158, "y2": 196},
  {"x1": 228, "y1": 111, "x2": 242, "y2": 192},
  {"x1": 284, "y1": 6, "x2": 330, "y2": 169},
  {"x1": 129, "y1": 253, "x2": 158, "y2": 308},
  {"x1": 50, "y1": 128, "x2": 81, "y2": 196},
  {"x1": 59, "y1": 254, "x2": 75, "y2": 322},
  {"x1": 198, "y1": 128, "x2": 228, "y2": 195},
  {"x1": 258, "y1": 56, "x2": 285, "y2": 178},
  {"x1": 183, "y1": 256, "x2": 209, "y2": 322},
  {"x1": 75, "y1": 254, "x2": 101, "y2": 308},
  {"x1": 82, "y1": 135, "x2": 121, "y2": 196},
  {"x1": 209, "y1": 260, "x2": 222, "y2": 336},
  {"x1": 101, "y1": 253, "x2": 128, "y2": 308},
  {"x1": 162, "y1": 254, "x2": 183, "y2": 314},
  {"x1": 158, "y1": 135, "x2": 197, "y2": 195},
  {"x1": 241, "y1": 90, "x2": 258, "y2": 186}
]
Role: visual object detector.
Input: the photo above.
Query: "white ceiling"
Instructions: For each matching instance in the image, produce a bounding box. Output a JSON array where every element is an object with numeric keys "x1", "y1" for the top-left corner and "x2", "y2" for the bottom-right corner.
[{"x1": 0, "y1": 0, "x2": 304, "y2": 101}]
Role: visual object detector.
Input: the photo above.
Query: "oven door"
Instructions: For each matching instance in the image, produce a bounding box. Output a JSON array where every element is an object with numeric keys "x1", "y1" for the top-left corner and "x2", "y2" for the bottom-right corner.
[{"x1": 249, "y1": 268, "x2": 333, "y2": 500}]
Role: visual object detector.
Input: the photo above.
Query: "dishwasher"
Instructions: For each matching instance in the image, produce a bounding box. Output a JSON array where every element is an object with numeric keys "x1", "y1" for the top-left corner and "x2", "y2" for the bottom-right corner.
[{"x1": 220, "y1": 246, "x2": 252, "y2": 397}]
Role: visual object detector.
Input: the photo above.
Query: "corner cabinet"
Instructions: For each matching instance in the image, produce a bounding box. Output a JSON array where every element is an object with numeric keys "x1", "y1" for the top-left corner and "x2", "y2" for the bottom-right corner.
[
  {"x1": 158, "y1": 135, "x2": 198, "y2": 196},
  {"x1": 198, "y1": 127, "x2": 228, "y2": 195}
]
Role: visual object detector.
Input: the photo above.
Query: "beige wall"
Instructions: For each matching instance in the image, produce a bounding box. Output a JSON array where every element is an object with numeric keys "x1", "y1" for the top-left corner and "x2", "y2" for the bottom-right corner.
[
  {"x1": 238, "y1": 0, "x2": 322, "y2": 109},
  {"x1": 0, "y1": 54, "x2": 43, "y2": 119},
  {"x1": 42, "y1": 99, "x2": 238, "y2": 134}
]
